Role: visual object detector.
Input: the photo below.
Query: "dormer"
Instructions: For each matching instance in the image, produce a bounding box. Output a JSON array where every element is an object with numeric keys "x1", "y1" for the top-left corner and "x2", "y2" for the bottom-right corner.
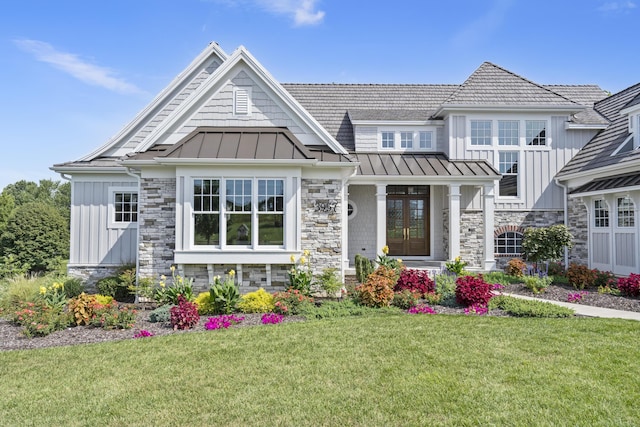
[{"x1": 615, "y1": 97, "x2": 640, "y2": 155}]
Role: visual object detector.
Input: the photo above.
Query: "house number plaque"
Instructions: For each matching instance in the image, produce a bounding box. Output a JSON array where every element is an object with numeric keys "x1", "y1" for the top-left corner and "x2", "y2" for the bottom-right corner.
[{"x1": 314, "y1": 200, "x2": 337, "y2": 213}]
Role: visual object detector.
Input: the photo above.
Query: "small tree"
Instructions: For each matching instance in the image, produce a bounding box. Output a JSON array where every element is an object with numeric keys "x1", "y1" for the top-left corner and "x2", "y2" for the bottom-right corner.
[
  {"x1": 521, "y1": 225, "x2": 573, "y2": 270},
  {"x1": 0, "y1": 202, "x2": 69, "y2": 273}
]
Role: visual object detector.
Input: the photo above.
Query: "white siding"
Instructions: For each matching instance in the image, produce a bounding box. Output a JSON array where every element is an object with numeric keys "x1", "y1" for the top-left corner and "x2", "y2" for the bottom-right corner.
[
  {"x1": 70, "y1": 179, "x2": 138, "y2": 266},
  {"x1": 615, "y1": 233, "x2": 636, "y2": 267},
  {"x1": 431, "y1": 185, "x2": 446, "y2": 260},
  {"x1": 354, "y1": 126, "x2": 378, "y2": 152},
  {"x1": 347, "y1": 185, "x2": 377, "y2": 263},
  {"x1": 592, "y1": 232, "x2": 610, "y2": 265}
]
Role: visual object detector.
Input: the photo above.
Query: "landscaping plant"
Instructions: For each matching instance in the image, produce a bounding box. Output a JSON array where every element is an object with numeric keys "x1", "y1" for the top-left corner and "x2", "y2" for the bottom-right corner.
[
  {"x1": 261, "y1": 312, "x2": 284, "y2": 325},
  {"x1": 318, "y1": 268, "x2": 343, "y2": 298},
  {"x1": 209, "y1": 270, "x2": 240, "y2": 314},
  {"x1": 354, "y1": 253, "x2": 375, "y2": 284},
  {"x1": 617, "y1": 273, "x2": 640, "y2": 297},
  {"x1": 237, "y1": 288, "x2": 275, "y2": 313},
  {"x1": 204, "y1": 314, "x2": 244, "y2": 330},
  {"x1": 273, "y1": 289, "x2": 314, "y2": 315},
  {"x1": 391, "y1": 289, "x2": 420, "y2": 309},
  {"x1": 155, "y1": 266, "x2": 194, "y2": 305},
  {"x1": 504, "y1": 258, "x2": 526, "y2": 277},
  {"x1": 566, "y1": 263, "x2": 596, "y2": 290},
  {"x1": 454, "y1": 275, "x2": 494, "y2": 307},
  {"x1": 394, "y1": 268, "x2": 434, "y2": 296},
  {"x1": 289, "y1": 250, "x2": 313, "y2": 295},
  {"x1": 522, "y1": 274, "x2": 553, "y2": 294},
  {"x1": 170, "y1": 295, "x2": 200, "y2": 330},
  {"x1": 354, "y1": 265, "x2": 396, "y2": 308},
  {"x1": 445, "y1": 256, "x2": 467, "y2": 275},
  {"x1": 521, "y1": 225, "x2": 573, "y2": 269}
]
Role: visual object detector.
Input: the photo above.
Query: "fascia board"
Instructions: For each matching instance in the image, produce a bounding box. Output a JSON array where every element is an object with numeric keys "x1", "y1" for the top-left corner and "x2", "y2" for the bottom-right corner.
[
  {"x1": 347, "y1": 175, "x2": 500, "y2": 185},
  {"x1": 50, "y1": 165, "x2": 128, "y2": 174},
  {"x1": 620, "y1": 104, "x2": 640, "y2": 116},
  {"x1": 350, "y1": 120, "x2": 445, "y2": 126},
  {"x1": 564, "y1": 123, "x2": 609, "y2": 130},
  {"x1": 78, "y1": 43, "x2": 227, "y2": 162},
  {"x1": 569, "y1": 185, "x2": 640, "y2": 198},
  {"x1": 557, "y1": 160, "x2": 640, "y2": 183},
  {"x1": 434, "y1": 104, "x2": 585, "y2": 117},
  {"x1": 153, "y1": 158, "x2": 319, "y2": 166}
]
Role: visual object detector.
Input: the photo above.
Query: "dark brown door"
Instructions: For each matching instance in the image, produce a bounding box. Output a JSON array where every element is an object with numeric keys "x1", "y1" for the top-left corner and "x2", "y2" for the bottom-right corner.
[{"x1": 386, "y1": 186, "x2": 430, "y2": 256}]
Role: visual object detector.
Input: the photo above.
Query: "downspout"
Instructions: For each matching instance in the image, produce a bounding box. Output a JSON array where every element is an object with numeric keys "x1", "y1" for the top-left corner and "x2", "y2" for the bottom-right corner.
[
  {"x1": 125, "y1": 167, "x2": 142, "y2": 303},
  {"x1": 555, "y1": 178, "x2": 570, "y2": 269}
]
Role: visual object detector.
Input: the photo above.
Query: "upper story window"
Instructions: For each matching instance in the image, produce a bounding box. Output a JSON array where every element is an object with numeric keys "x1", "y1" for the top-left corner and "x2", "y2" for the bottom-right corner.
[
  {"x1": 498, "y1": 121, "x2": 519, "y2": 146},
  {"x1": 617, "y1": 197, "x2": 635, "y2": 228},
  {"x1": 419, "y1": 131, "x2": 432, "y2": 149},
  {"x1": 498, "y1": 151, "x2": 519, "y2": 197},
  {"x1": 594, "y1": 199, "x2": 609, "y2": 228},
  {"x1": 526, "y1": 120, "x2": 547, "y2": 146},
  {"x1": 400, "y1": 132, "x2": 413, "y2": 149},
  {"x1": 382, "y1": 131, "x2": 395, "y2": 148},
  {"x1": 470, "y1": 120, "x2": 492, "y2": 145}
]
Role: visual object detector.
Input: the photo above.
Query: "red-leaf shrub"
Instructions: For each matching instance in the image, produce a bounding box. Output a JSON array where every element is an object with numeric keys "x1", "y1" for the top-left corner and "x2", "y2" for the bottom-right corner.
[
  {"x1": 355, "y1": 266, "x2": 396, "y2": 308},
  {"x1": 617, "y1": 274, "x2": 640, "y2": 297},
  {"x1": 455, "y1": 275, "x2": 494, "y2": 307},
  {"x1": 566, "y1": 263, "x2": 596, "y2": 290},
  {"x1": 394, "y1": 269, "x2": 434, "y2": 296},
  {"x1": 504, "y1": 258, "x2": 526, "y2": 277},
  {"x1": 170, "y1": 295, "x2": 200, "y2": 330}
]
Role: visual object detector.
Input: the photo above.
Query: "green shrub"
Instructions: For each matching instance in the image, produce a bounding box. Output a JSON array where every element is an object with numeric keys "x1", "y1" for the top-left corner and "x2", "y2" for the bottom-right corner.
[
  {"x1": 490, "y1": 295, "x2": 574, "y2": 317},
  {"x1": 155, "y1": 267, "x2": 194, "y2": 305},
  {"x1": 149, "y1": 304, "x2": 174, "y2": 323},
  {"x1": 318, "y1": 268, "x2": 343, "y2": 297},
  {"x1": 480, "y1": 271, "x2": 521, "y2": 286},
  {"x1": 273, "y1": 289, "x2": 314, "y2": 315},
  {"x1": 237, "y1": 288, "x2": 275, "y2": 313},
  {"x1": 522, "y1": 225, "x2": 573, "y2": 267},
  {"x1": 63, "y1": 277, "x2": 85, "y2": 298},
  {"x1": 434, "y1": 273, "x2": 457, "y2": 306},
  {"x1": 210, "y1": 274, "x2": 240, "y2": 315},
  {"x1": 0, "y1": 274, "x2": 43, "y2": 310},
  {"x1": 298, "y1": 299, "x2": 401, "y2": 319},
  {"x1": 391, "y1": 290, "x2": 419, "y2": 309},
  {"x1": 523, "y1": 275, "x2": 553, "y2": 294},
  {"x1": 288, "y1": 251, "x2": 313, "y2": 295},
  {"x1": 91, "y1": 302, "x2": 137, "y2": 330},
  {"x1": 354, "y1": 254, "x2": 375, "y2": 284},
  {"x1": 11, "y1": 301, "x2": 69, "y2": 337}
]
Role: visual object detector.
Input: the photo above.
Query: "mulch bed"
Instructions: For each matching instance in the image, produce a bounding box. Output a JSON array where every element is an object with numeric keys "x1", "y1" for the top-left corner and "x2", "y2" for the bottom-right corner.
[{"x1": 1, "y1": 284, "x2": 637, "y2": 352}]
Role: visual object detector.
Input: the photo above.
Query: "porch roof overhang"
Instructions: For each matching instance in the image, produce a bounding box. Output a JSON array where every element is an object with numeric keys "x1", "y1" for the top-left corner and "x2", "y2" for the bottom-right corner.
[
  {"x1": 569, "y1": 172, "x2": 640, "y2": 197},
  {"x1": 120, "y1": 127, "x2": 356, "y2": 168},
  {"x1": 346, "y1": 152, "x2": 500, "y2": 183}
]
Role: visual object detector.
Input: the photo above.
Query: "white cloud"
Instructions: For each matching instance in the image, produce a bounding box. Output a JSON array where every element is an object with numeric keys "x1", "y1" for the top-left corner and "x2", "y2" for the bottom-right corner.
[
  {"x1": 212, "y1": 0, "x2": 325, "y2": 26},
  {"x1": 598, "y1": 1, "x2": 636, "y2": 12},
  {"x1": 14, "y1": 39, "x2": 143, "y2": 95}
]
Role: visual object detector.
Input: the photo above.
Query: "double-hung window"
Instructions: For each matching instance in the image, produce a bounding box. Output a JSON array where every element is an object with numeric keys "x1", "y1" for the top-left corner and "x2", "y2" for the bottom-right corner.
[
  {"x1": 498, "y1": 151, "x2": 519, "y2": 197},
  {"x1": 382, "y1": 132, "x2": 395, "y2": 148},
  {"x1": 400, "y1": 132, "x2": 413, "y2": 149},
  {"x1": 109, "y1": 187, "x2": 138, "y2": 228},
  {"x1": 471, "y1": 120, "x2": 492, "y2": 145},
  {"x1": 419, "y1": 131, "x2": 432, "y2": 149},
  {"x1": 594, "y1": 200, "x2": 609, "y2": 228},
  {"x1": 526, "y1": 120, "x2": 546, "y2": 146},
  {"x1": 193, "y1": 178, "x2": 284, "y2": 247},
  {"x1": 498, "y1": 121, "x2": 519, "y2": 146},
  {"x1": 617, "y1": 197, "x2": 635, "y2": 227}
]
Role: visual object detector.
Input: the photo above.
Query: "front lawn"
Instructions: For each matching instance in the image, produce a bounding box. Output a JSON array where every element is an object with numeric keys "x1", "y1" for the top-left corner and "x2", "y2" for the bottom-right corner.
[{"x1": 1, "y1": 315, "x2": 639, "y2": 426}]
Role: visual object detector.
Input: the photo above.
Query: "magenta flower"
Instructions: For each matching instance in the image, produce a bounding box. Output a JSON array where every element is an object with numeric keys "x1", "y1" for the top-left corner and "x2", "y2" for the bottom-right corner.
[
  {"x1": 261, "y1": 312, "x2": 285, "y2": 325},
  {"x1": 407, "y1": 305, "x2": 436, "y2": 315}
]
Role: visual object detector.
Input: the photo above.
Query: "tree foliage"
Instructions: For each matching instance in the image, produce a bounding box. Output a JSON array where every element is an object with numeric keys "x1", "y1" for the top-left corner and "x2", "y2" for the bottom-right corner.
[
  {"x1": 522, "y1": 225, "x2": 574, "y2": 265},
  {"x1": 0, "y1": 202, "x2": 69, "y2": 273}
]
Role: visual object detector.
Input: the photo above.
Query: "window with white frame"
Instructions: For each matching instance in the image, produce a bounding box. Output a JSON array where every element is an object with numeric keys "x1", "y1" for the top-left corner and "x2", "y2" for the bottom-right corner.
[
  {"x1": 193, "y1": 177, "x2": 284, "y2": 247},
  {"x1": 526, "y1": 120, "x2": 547, "y2": 146},
  {"x1": 471, "y1": 120, "x2": 492, "y2": 145},
  {"x1": 498, "y1": 151, "x2": 519, "y2": 197},
  {"x1": 419, "y1": 131, "x2": 432, "y2": 149},
  {"x1": 617, "y1": 197, "x2": 635, "y2": 227},
  {"x1": 382, "y1": 131, "x2": 395, "y2": 148},
  {"x1": 498, "y1": 120, "x2": 519, "y2": 146},
  {"x1": 400, "y1": 132, "x2": 413, "y2": 149},
  {"x1": 495, "y1": 231, "x2": 523, "y2": 255},
  {"x1": 594, "y1": 199, "x2": 609, "y2": 228},
  {"x1": 108, "y1": 189, "x2": 138, "y2": 228}
]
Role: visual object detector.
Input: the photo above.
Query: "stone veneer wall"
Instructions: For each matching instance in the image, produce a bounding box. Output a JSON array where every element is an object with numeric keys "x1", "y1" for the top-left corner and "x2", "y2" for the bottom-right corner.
[
  {"x1": 301, "y1": 179, "x2": 343, "y2": 276},
  {"x1": 567, "y1": 197, "x2": 588, "y2": 265},
  {"x1": 67, "y1": 265, "x2": 122, "y2": 292},
  {"x1": 138, "y1": 178, "x2": 176, "y2": 279},
  {"x1": 183, "y1": 264, "x2": 290, "y2": 293},
  {"x1": 456, "y1": 209, "x2": 564, "y2": 269}
]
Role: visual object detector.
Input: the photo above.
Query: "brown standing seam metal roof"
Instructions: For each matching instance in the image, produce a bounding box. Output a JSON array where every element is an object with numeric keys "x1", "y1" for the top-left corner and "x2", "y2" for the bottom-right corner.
[
  {"x1": 350, "y1": 153, "x2": 498, "y2": 177},
  {"x1": 570, "y1": 173, "x2": 640, "y2": 195},
  {"x1": 127, "y1": 127, "x2": 321, "y2": 161}
]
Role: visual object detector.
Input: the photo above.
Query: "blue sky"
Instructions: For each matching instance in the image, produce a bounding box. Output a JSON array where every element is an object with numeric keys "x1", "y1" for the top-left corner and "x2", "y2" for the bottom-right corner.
[{"x1": 1, "y1": 0, "x2": 638, "y2": 190}]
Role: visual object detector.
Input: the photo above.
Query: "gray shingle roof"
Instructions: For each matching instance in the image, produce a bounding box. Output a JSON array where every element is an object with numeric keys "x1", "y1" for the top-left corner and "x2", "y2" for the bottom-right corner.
[
  {"x1": 440, "y1": 62, "x2": 581, "y2": 108},
  {"x1": 557, "y1": 83, "x2": 640, "y2": 178},
  {"x1": 351, "y1": 153, "x2": 499, "y2": 177},
  {"x1": 282, "y1": 84, "x2": 456, "y2": 151}
]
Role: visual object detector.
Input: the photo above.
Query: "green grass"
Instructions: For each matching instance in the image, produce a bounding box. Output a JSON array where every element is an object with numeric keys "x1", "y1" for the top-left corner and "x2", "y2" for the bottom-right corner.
[{"x1": 1, "y1": 315, "x2": 639, "y2": 426}]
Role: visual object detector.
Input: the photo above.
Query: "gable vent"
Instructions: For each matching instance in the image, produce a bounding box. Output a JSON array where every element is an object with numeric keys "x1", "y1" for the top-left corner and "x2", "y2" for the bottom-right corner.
[{"x1": 234, "y1": 87, "x2": 252, "y2": 116}]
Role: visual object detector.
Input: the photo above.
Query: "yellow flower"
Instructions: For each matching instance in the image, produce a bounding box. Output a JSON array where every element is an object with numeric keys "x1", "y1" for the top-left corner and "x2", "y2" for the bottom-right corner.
[
  {"x1": 160, "y1": 275, "x2": 166, "y2": 281},
  {"x1": 215, "y1": 275, "x2": 221, "y2": 282},
  {"x1": 229, "y1": 269, "x2": 235, "y2": 277},
  {"x1": 455, "y1": 256, "x2": 461, "y2": 262},
  {"x1": 303, "y1": 249, "x2": 310, "y2": 257},
  {"x1": 382, "y1": 245, "x2": 389, "y2": 255},
  {"x1": 300, "y1": 256, "x2": 307, "y2": 265},
  {"x1": 290, "y1": 254, "x2": 296, "y2": 263},
  {"x1": 397, "y1": 259, "x2": 403, "y2": 263},
  {"x1": 170, "y1": 265, "x2": 176, "y2": 272},
  {"x1": 159, "y1": 281, "x2": 165, "y2": 288},
  {"x1": 39, "y1": 286, "x2": 47, "y2": 295},
  {"x1": 52, "y1": 282, "x2": 61, "y2": 290}
]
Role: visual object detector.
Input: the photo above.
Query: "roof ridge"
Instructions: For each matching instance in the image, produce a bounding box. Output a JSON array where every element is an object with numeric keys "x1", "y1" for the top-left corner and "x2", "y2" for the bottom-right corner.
[{"x1": 282, "y1": 83, "x2": 459, "y2": 87}]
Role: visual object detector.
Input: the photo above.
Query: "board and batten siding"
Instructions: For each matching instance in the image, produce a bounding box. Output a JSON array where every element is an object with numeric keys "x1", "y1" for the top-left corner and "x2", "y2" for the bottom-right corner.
[
  {"x1": 449, "y1": 115, "x2": 600, "y2": 211},
  {"x1": 70, "y1": 179, "x2": 138, "y2": 266}
]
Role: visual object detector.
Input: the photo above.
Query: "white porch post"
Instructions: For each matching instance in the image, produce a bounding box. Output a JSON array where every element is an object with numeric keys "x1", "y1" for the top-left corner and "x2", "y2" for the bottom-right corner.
[
  {"x1": 342, "y1": 183, "x2": 350, "y2": 271},
  {"x1": 483, "y1": 184, "x2": 496, "y2": 270},
  {"x1": 376, "y1": 184, "x2": 387, "y2": 256},
  {"x1": 448, "y1": 184, "x2": 461, "y2": 261}
]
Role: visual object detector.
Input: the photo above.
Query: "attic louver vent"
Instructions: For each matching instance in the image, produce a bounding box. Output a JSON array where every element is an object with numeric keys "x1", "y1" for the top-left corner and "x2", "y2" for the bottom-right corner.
[{"x1": 234, "y1": 87, "x2": 252, "y2": 115}]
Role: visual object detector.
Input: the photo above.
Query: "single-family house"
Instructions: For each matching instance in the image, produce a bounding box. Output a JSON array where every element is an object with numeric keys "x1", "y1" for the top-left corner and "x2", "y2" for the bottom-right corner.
[{"x1": 53, "y1": 42, "x2": 628, "y2": 290}]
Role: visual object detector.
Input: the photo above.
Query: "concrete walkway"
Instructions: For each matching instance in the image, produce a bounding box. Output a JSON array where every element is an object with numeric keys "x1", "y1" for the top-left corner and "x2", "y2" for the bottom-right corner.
[{"x1": 503, "y1": 293, "x2": 640, "y2": 321}]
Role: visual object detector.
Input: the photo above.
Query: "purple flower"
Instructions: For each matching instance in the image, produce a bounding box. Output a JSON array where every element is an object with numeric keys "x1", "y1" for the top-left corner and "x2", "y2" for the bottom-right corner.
[
  {"x1": 261, "y1": 313, "x2": 285, "y2": 325},
  {"x1": 133, "y1": 330, "x2": 154, "y2": 338},
  {"x1": 464, "y1": 304, "x2": 488, "y2": 316},
  {"x1": 205, "y1": 315, "x2": 245, "y2": 330},
  {"x1": 407, "y1": 305, "x2": 436, "y2": 315}
]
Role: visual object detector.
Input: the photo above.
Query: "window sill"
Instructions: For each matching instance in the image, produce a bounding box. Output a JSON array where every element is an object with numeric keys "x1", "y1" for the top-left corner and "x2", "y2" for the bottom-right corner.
[{"x1": 174, "y1": 250, "x2": 297, "y2": 265}]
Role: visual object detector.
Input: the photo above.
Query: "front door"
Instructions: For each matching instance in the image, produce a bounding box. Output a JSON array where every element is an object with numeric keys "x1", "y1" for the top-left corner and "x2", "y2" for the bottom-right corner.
[{"x1": 386, "y1": 186, "x2": 430, "y2": 256}]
